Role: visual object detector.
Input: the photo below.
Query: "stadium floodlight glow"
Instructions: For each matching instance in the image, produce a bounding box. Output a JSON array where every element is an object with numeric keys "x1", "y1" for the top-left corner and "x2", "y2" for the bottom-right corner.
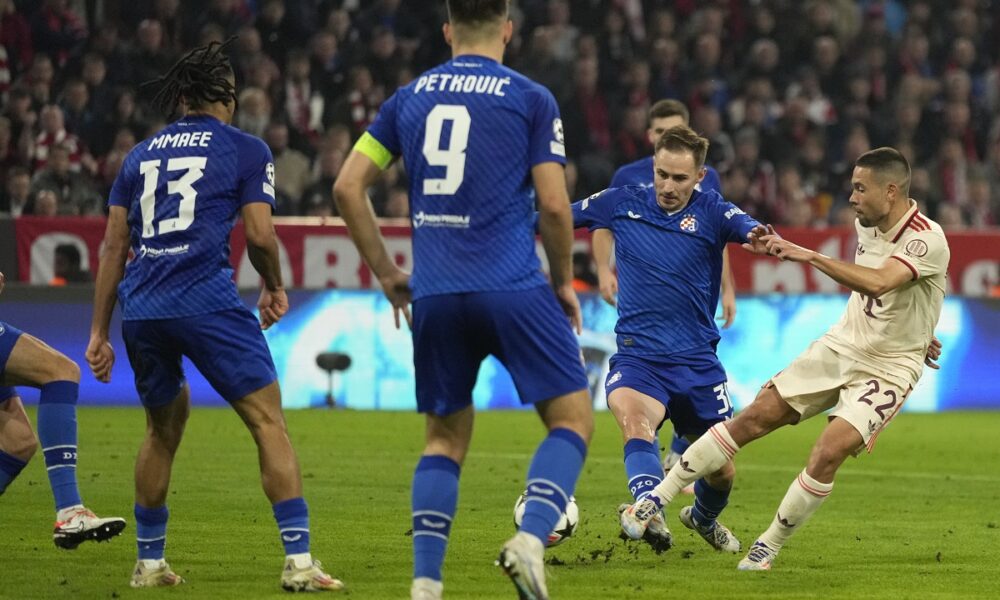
[{"x1": 315, "y1": 352, "x2": 352, "y2": 408}]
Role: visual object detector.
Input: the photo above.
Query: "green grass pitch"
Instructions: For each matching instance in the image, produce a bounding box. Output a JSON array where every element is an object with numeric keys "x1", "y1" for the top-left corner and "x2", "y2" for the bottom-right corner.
[{"x1": 1, "y1": 408, "x2": 998, "y2": 599}]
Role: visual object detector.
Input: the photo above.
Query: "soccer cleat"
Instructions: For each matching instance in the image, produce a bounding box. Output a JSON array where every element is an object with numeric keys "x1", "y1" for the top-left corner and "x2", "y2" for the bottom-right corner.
[
  {"x1": 53, "y1": 507, "x2": 127, "y2": 549},
  {"x1": 130, "y1": 559, "x2": 184, "y2": 588},
  {"x1": 618, "y1": 503, "x2": 672, "y2": 552},
  {"x1": 678, "y1": 505, "x2": 741, "y2": 553},
  {"x1": 738, "y1": 540, "x2": 778, "y2": 571},
  {"x1": 619, "y1": 497, "x2": 660, "y2": 541},
  {"x1": 281, "y1": 558, "x2": 345, "y2": 592},
  {"x1": 411, "y1": 577, "x2": 443, "y2": 600},
  {"x1": 497, "y1": 531, "x2": 548, "y2": 600}
]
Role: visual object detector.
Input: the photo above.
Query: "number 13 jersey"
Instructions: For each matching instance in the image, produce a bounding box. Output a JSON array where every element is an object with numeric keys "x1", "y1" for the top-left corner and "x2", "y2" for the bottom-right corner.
[
  {"x1": 821, "y1": 201, "x2": 950, "y2": 385},
  {"x1": 359, "y1": 54, "x2": 566, "y2": 300},
  {"x1": 109, "y1": 114, "x2": 276, "y2": 320}
]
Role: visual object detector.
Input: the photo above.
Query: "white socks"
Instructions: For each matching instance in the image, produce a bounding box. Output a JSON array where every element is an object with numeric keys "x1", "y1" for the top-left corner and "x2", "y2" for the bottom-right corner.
[
  {"x1": 286, "y1": 552, "x2": 313, "y2": 569},
  {"x1": 650, "y1": 423, "x2": 739, "y2": 506},
  {"x1": 759, "y1": 469, "x2": 833, "y2": 551}
]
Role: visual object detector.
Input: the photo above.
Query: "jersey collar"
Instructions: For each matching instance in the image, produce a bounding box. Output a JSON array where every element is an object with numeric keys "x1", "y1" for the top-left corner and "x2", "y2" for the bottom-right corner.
[
  {"x1": 883, "y1": 200, "x2": 919, "y2": 242},
  {"x1": 451, "y1": 54, "x2": 498, "y2": 66}
]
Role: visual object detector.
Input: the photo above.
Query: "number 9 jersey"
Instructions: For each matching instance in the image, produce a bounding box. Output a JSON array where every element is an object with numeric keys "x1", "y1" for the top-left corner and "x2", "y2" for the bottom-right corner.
[
  {"x1": 357, "y1": 54, "x2": 566, "y2": 300},
  {"x1": 108, "y1": 114, "x2": 276, "y2": 320}
]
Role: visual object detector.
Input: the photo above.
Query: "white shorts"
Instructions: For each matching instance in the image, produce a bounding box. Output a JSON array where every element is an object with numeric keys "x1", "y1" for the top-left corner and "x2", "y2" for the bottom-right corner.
[{"x1": 767, "y1": 341, "x2": 913, "y2": 452}]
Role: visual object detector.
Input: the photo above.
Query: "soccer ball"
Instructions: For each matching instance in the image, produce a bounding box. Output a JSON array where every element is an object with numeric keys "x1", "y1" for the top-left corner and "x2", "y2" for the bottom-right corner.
[{"x1": 512, "y1": 491, "x2": 579, "y2": 547}]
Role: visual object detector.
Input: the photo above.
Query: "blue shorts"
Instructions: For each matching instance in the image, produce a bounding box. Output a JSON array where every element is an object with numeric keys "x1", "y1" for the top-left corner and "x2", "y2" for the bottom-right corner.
[
  {"x1": 122, "y1": 308, "x2": 277, "y2": 408},
  {"x1": 0, "y1": 321, "x2": 24, "y2": 403},
  {"x1": 605, "y1": 353, "x2": 732, "y2": 438},
  {"x1": 412, "y1": 286, "x2": 589, "y2": 416}
]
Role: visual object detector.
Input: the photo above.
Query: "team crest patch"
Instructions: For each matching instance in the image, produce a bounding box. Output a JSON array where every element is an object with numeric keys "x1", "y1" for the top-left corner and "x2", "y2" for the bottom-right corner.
[
  {"x1": 904, "y1": 239, "x2": 928, "y2": 257},
  {"x1": 679, "y1": 214, "x2": 698, "y2": 232}
]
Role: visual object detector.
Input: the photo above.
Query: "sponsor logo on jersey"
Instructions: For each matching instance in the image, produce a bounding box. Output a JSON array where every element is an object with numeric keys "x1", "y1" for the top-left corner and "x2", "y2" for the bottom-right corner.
[
  {"x1": 412, "y1": 211, "x2": 470, "y2": 229},
  {"x1": 627, "y1": 211, "x2": 642, "y2": 220},
  {"x1": 581, "y1": 190, "x2": 605, "y2": 211},
  {"x1": 679, "y1": 214, "x2": 698, "y2": 232},
  {"x1": 904, "y1": 239, "x2": 928, "y2": 257},
  {"x1": 138, "y1": 243, "x2": 191, "y2": 259},
  {"x1": 723, "y1": 206, "x2": 745, "y2": 219}
]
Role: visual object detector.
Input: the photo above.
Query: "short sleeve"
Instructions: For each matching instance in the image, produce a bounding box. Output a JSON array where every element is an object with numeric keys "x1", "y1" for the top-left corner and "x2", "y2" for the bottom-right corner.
[
  {"x1": 108, "y1": 151, "x2": 136, "y2": 208},
  {"x1": 237, "y1": 135, "x2": 277, "y2": 209},
  {"x1": 891, "y1": 231, "x2": 949, "y2": 280},
  {"x1": 365, "y1": 90, "x2": 402, "y2": 158},
  {"x1": 713, "y1": 196, "x2": 761, "y2": 244},
  {"x1": 526, "y1": 83, "x2": 566, "y2": 166},
  {"x1": 571, "y1": 188, "x2": 618, "y2": 231}
]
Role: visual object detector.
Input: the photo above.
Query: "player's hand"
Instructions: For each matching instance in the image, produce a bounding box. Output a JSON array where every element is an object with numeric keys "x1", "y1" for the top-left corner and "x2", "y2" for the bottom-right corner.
[
  {"x1": 85, "y1": 335, "x2": 115, "y2": 383},
  {"x1": 379, "y1": 268, "x2": 412, "y2": 329},
  {"x1": 553, "y1": 283, "x2": 583, "y2": 335},
  {"x1": 762, "y1": 231, "x2": 814, "y2": 263},
  {"x1": 718, "y1": 289, "x2": 736, "y2": 329},
  {"x1": 597, "y1": 268, "x2": 617, "y2": 307},
  {"x1": 258, "y1": 286, "x2": 289, "y2": 330},
  {"x1": 741, "y1": 224, "x2": 773, "y2": 255},
  {"x1": 924, "y1": 335, "x2": 942, "y2": 369}
]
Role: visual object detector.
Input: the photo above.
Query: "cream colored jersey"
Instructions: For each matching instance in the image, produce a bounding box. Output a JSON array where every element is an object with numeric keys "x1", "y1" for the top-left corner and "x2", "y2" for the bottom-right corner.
[{"x1": 821, "y1": 201, "x2": 950, "y2": 386}]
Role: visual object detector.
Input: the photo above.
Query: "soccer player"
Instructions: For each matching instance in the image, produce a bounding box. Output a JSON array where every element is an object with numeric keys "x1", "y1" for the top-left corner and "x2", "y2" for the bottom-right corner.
[
  {"x1": 85, "y1": 40, "x2": 342, "y2": 592},
  {"x1": 333, "y1": 2, "x2": 593, "y2": 599},
  {"x1": 570, "y1": 125, "x2": 770, "y2": 555},
  {"x1": 606, "y1": 98, "x2": 737, "y2": 482},
  {"x1": 620, "y1": 147, "x2": 950, "y2": 571},
  {"x1": 0, "y1": 271, "x2": 126, "y2": 548}
]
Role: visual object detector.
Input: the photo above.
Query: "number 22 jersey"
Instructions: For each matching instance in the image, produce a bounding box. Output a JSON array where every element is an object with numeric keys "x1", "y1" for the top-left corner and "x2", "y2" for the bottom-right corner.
[
  {"x1": 359, "y1": 54, "x2": 567, "y2": 300},
  {"x1": 108, "y1": 114, "x2": 276, "y2": 320}
]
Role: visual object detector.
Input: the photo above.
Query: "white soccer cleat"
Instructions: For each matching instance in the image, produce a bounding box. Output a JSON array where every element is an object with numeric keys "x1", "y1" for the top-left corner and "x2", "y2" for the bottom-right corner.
[
  {"x1": 497, "y1": 531, "x2": 548, "y2": 600},
  {"x1": 679, "y1": 505, "x2": 741, "y2": 553},
  {"x1": 619, "y1": 498, "x2": 660, "y2": 541},
  {"x1": 411, "y1": 577, "x2": 443, "y2": 600},
  {"x1": 281, "y1": 558, "x2": 345, "y2": 592},
  {"x1": 53, "y1": 506, "x2": 126, "y2": 549},
  {"x1": 618, "y1": 503, "x2": 672, "y2": 552},
  {"x1": 130, "y1": 559, "x2": 184, "y2": 588},
  {"x1": 738, "y1": 540, "x2": 778, "y2": 571}
]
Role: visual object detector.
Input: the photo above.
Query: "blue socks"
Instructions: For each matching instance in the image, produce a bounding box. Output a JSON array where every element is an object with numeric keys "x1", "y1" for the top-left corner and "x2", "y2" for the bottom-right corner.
[
  {"x1": 691, "y1": 478, "x2": 731, "y2": 530},
  {"x1": 519, "y1": 428, "x2": 587, "y2": 545},
  {"x1": 38, "y1": 381, "x2": 81, "y2": 510},
  {"x1": 135, "y1": 504, "x2": 169, "y2": 560},
  {"x1": 0, "y1": 450, "x2": 28, "y2": 495},
  {"x1": 412, "y1": 455, "x2": 460, "y2": 581},
  {"x1": 273, "y1": 497, "x2": 311, "y2": 555},
  {"x1": 671, "y1": 431, "x2": 691, "y2": 456},
  {"x1": 624, "y1": 438, "x2": 662, "y2": 501}
]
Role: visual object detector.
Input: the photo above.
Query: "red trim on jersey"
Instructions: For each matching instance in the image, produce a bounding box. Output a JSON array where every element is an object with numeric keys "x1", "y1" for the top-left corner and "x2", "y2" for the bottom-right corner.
[
  {"x1": 891, "y1": 210, "x2": 920, "y2": 242},
  {"x1": 890, "y1": 255, "x2": 919, "y2": 280},
  {"x1": 796, "y1": 473, "x2": 831, "y2": 497},
  {"x1": 913, "y1": 214, "x2": 930, "y2": 229}
]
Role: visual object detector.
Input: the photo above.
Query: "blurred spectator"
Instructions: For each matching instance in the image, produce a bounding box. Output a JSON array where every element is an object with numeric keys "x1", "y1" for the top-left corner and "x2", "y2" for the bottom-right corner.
[
  {"x1": 30, "y1": 0, "x2": 87, "y2": 69},
  {"x1": 21, "y1": 53, "x2": 54, "y2": 106},
  {"x1": 33, "y1": 104, "x2": 91, "y2": 173},
  {"x1": 30, "y1": 143, "x2": 102, "y2": 215},
  {"x1": 0, "y1": 0, "x2": 32, "y2": 77},
  {"x1": 130, "y1": 19, "x2": 176, "y2": 87},
  {"x1": 383, "y1": 186, "x2": 409, "y2": 220},
  {"x1": 265, "y1": 121, "x2": 311, "y2": 208},
  {"x1": 234, "y1": 86, "x2": 271, "y2": 139},
  {"x1": 301, "y1": 146, "x2": 345, "y2": 218},
  {"x1": 256, "y1": 0, "x2": 298, "y2": 68},
  {"x1": 32, "y1": 187, "x2": 59, "y2": 216},
  {"x1": 326, "y1": 65, "x2": 380, "y2": 139},
  {"x1": 49, "y1": 243, "x2": 90, "y2": 285},
  {"x1": 80, "y1": 52, "x2": 114, "y2": 118},
  {"x1": 0, "y1": 164, "x2": 30, "y2": 216},
  {"x1": 283, "y1": 49, "x2": 324, "y2": 146}
]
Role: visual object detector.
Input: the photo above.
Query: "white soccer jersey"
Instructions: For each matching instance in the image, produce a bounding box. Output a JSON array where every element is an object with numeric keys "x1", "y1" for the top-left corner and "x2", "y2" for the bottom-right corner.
[{"x1": 821, "y1": 201, "x2": 950, "y2": 385}]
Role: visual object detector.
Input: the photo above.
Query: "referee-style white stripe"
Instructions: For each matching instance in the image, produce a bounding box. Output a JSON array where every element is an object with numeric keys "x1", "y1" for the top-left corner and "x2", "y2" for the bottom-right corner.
[
  {"x1": 412, "y1": 510, "x2": 452, "y2": 521},
  {"x1": 413, "y1": 531, "x2": 449, "y2": 541}
]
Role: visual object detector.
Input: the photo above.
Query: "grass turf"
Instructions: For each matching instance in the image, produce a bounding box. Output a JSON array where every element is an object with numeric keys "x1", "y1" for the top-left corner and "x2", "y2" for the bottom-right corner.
[{"x1": 1, "y1": 408, "x2": 998, "y2": 599}]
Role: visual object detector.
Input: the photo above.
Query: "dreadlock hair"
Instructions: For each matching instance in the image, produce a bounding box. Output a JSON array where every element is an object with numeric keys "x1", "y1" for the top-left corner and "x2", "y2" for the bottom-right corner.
[{"x1": 142, "y1": 37, "x2": 237, "y2": 117}]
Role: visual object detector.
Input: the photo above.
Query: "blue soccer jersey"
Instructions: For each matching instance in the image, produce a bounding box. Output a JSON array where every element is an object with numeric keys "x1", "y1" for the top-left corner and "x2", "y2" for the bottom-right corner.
[
  {"x1": 108, "y1": 115, "x2": 276, "y2": 320},
  {"x1": 572, "y1": 185, "x2": 759, "y2": 358},
  {"x1": 361, "y1": 54, "x2": 566, "y2": 300},
  {"x1": 611, "y1": 156, "x2": 722, "y2": 194}
]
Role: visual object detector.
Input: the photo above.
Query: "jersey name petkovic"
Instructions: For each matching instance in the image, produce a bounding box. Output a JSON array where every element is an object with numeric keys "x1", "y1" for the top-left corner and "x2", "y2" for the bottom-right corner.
[{"x1": 822, "y1": 201, "x2": 950, "y2": 385}]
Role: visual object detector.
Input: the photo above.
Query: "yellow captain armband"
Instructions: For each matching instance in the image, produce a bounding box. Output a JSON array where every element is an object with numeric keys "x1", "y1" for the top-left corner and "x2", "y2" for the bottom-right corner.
[{"x1": 353, "y1": 132, "x2": 394, "y2": 170}]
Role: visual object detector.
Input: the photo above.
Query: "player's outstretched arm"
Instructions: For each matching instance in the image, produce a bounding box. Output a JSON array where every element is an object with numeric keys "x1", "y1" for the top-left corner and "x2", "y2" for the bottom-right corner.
[
  {"x1": 87, "y1": 206, "x2": 129, "y2": 383},
  {"x1": 591, "y1": 228, "x2": 617, "y2": 307},
  {"x1": 533, "y1": 161, "x2": 582, "y2": 333},
  {"x1": 242, "y1": 202, "x2": 288, "y2": 330},
  {"x1": 761, "y1": 233, "x2": 913, "y2": 298},
  {"x1": 333, "y1": 150, "x2": 411, "y2": 329}
]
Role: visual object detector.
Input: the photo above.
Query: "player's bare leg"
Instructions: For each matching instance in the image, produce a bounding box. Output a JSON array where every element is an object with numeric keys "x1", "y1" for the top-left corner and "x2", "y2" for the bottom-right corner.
[
  {"x1": 608, "y1": 388, "x2": 673, "y2": 551},
  {"x1": 739, "y1": 417, "x2": 859, "y2": 570},
  {"x1": 0, "y1": 395, "x2": 38, "y2": 495},
  {"x1": 232, "y1": 381, "x2": 343, "y2": 592},
  {"x1": 3, "y1": 333, "x2": 125, "y2": 548},
  {"x1": 411, "y1": 406, "x2": 474, "y2": 600},
  {"x1": 622, "y1": 385, "x2": 799, "y2": 538}
]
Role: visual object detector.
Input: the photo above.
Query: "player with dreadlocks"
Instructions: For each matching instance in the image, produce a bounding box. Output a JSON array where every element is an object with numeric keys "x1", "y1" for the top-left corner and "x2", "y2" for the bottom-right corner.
[{"x1": 87, "y1": 39, "x2": 344, "y2": 592}]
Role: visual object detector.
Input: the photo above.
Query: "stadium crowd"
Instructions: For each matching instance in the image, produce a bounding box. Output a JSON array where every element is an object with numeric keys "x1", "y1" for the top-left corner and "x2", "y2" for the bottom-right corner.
[{"x1": 1, "y1": 0, "x2": 999, "y2": 229}]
